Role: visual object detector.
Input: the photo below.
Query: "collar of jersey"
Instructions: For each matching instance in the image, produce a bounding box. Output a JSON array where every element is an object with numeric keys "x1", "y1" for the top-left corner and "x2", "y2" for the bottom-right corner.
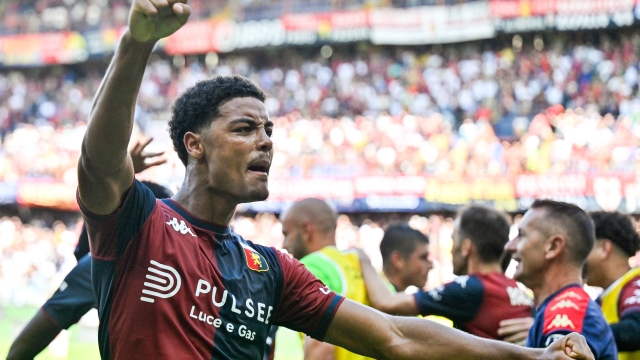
[
  {"x1": 539, "y1": 283, "x2": 582, "y2": 309},
  {"x1": 161, "y1": 199, "x2": 231, "y2": 235}
]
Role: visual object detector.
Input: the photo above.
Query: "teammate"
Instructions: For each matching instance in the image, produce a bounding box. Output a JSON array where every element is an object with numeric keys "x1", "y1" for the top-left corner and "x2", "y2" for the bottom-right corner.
[
  {"x1": 504, "y1": 200, "x2": 617, "y2": 359},
  {"x1": 379, "y1": 223, "x2": 432, "y2": 292},
  {"x1": 583, "y1": 211, "x2": 640, "y2": 359},
  {"x1": 7, "y1": 139, "x2": 169, "y2": 360},
  {"x1": 281, "y1": 197, "x2": 372, "y2": 360},
  {"x1": 360, "y1": 205, "x2": 534, "y2": 340},
  {"x1": 75, "y1": 0, "x2": 594, "y2": 358}
]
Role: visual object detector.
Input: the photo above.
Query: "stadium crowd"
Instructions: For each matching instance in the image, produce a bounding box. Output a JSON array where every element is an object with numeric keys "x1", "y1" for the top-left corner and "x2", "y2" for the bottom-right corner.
[
  {"x1": 0, "y1": 0, "x2": 476, "y2": 34},
  {"x1": 1, "y1": 35, "x2": 640, "y2": 183}
]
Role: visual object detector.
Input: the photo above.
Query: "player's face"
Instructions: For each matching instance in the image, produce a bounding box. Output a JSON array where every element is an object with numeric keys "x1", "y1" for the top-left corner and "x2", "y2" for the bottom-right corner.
[
  {"x1": 583, "y1": 239, "x2": 606, "y2": 287},
  {"x1": 281, "y1": 215, "x2": 308, "y2": 260},
  {"x1": 202, "y1": 97, "x2": 273, "y2": 203},
  {"x1": 401, "y1": 243, "x2": 432, "y2": 289},
  {"x1": 504, "y1": 209, "x2": 547, "y2": 289},
  {"x1": 451, "y1": 218, "x2": 468, "y2": 276}
]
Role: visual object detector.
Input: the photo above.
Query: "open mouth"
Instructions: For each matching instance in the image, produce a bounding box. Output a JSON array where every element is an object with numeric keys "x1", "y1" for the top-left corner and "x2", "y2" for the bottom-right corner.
[{"x1": 247, "y1": 159, "x2": 271, "y2": 175}]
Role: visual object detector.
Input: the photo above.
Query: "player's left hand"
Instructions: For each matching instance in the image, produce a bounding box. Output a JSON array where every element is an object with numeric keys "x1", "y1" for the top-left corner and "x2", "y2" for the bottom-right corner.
[
  {"x1": 543, "y1": 332, "x2": 594, "y2": 360},
  {"x1": 130, "y1": 137, "x2": 167, "y2": 173},
  {"x1": 497, "y1": 317, "x2": 534, "y2": 345}
]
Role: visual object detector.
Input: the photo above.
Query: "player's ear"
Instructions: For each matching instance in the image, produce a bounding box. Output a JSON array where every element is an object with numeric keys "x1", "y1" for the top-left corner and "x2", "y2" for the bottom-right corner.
[
  {"x1": 544, "y1": 234, "x2": 565, "y2": 260},
  {"x1": 601, "y1": 239, "x2": 614, "y2": 258},
  {"x1": 390, "y1": 251, "x2": 404, "y2": 269},
  {"x1": 461, "y1": 238, "x2": 472, "y2": 258},
  {"x1": 184, "y1": 131, "x2": 205, "y2": 161},
  {"x1": 301, "y1": 220, "x2": 314, "y2": 243}
]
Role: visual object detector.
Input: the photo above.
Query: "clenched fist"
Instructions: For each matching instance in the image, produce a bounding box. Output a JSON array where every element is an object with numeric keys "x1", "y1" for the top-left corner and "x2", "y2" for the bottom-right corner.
[{"x1": 128, "y1": 0, "x2": 191, "y2": 43}]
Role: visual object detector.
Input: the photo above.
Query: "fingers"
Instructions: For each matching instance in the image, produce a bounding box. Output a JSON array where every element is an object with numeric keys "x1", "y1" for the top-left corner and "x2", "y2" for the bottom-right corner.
[
  {"x1": 140, "y1": 137, "x2": 154, "y2": 150},
  {"x1": 502, "y1": 332, "x2": 527, "y2": 344},
  {"x1": 134, "y1": 0, "x2": 160, "y2": 20},
  {"x1": 172, "y1": 2, "x2": 191, "y2": 23},
  {"x1": 497, "y1": 317, "x2": 533, "y2": 339},
  {"x1": 146, "y1": 158, "x2": 168, "y2": 168},
  {"x1": 563, "y1": 333, "x2": 594, "y2": 360},
  {"x1": 143, "y1": 151, "x2": 165, "y2": 158}
]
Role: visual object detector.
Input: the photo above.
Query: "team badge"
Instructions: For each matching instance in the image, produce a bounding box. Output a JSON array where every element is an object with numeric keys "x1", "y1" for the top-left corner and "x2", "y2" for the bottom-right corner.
[{"x1": 242, "y1": 244, "x2": 269, "y2": 272}]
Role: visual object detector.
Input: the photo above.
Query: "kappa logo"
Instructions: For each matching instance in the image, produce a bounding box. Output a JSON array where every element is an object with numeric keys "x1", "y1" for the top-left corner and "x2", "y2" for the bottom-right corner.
[
  {"x1": 241, "y1": 243, "x2": 269, "y2": 272},
  {"x1": 319, "y1": 286, "x2": 331, "y2": 295},
  {"x1": 166, "y1": 217, "x2": 196, "y2": 237},
  {"x1": 140, "y1": 260, "x2": 182, "y2": 303},
  {"x1": 556, "y1": 291, "x2": 583, "y2": 300},
  {"x1": 623, "y1": 289, "x2": 640, "y2": 306},
  {"x1": 546, "y1": 314, "x2": 575, "y2": 330},
  {"x1": 550, "y1": 300, "x2": 580, "y2": 311}
]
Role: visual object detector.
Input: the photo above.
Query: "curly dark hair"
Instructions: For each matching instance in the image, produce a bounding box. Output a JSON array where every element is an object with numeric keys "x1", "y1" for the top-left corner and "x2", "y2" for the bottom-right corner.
[
  {"x1": 168, "y1": 75, "x2": 266, "y2": 165},
  {"x1": 590, "y1": 211, "x2": 640, "y2": 257}
]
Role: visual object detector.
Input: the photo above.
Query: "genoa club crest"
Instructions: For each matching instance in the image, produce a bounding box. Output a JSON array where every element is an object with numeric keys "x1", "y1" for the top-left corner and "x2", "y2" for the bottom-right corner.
[{"x1": 242, "y1": 244, "x2": 269, "y2": 272}]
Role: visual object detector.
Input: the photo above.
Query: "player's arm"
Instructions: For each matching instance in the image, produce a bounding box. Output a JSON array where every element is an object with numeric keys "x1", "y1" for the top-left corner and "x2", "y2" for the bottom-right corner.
[
  {"x1": 324, "y1": 299, "x2": 594, "y2": 360},
  {"x1": 304, "y1": 336, "x2": 335, "y2": 360},
  {"x1": 609, "y1": 311, "x2": 640, "y2": 351},
  {"x1": 358, "y1": 249, "x2": 420, "y2": 315},
  {"x1": 6, "y1": 309, "x2": 61, "y2": 360},
  {"x1": 77, "y1": 0, "x2": 190, "y2": 215}
]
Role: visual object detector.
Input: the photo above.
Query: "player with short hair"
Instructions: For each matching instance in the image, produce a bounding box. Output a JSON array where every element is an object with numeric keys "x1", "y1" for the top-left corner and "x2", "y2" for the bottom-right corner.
[
  {"x1": 75, "y1": 1, "x2": 594, "y2": 358},
  {"x1": 584, "y1": 211, "x2": 640, "y2": 359},
  {"x1": 379, "y1": 223, "x2": 432, "y2": 292},
  {"x1": 281, "y1": 198, "x2": 372, "y2": 360},
  {"x1": 360, "y1": 205, "x2": 534, "y2": 340},
  {"x1": 504, "y1": 200, "x2": 617, "y2": 359}
]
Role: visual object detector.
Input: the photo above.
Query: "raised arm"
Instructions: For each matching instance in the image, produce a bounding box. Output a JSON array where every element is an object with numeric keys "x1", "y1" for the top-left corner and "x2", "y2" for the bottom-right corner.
[
  {"x1": 358, "y1": 249, "x2": 420, "y2": 315},
  {"x1": 77, "y1": 0, "x2": 190, "y2": 215},
  {"x1": 323, "y1": 299, "x2": 594, "y2": 360}
]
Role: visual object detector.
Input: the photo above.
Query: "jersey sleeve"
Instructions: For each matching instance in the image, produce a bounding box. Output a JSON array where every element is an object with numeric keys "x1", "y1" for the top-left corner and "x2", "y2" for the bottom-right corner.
[
  {"x1": 41, "y1": 254, "x2": 96, "y2": 329},
  {"x1": 413, "y1": 275, "x2": 484, "y2": 324},
  {"x1": 300, "y1": 253, "x2": 344, "y2": 295},
  {"x1": 77, "y1": 180, "x2": 156, "y2": 260},
  {"x1": 272, "y1": 250, "x2": 345, "y2": 341},
  {"x1": 610, "y1": 311, "x2": 640, "y2": 352}
]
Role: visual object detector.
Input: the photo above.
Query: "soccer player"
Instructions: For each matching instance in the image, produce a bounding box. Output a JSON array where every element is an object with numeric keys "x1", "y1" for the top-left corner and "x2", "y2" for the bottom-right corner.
[
  {"x1": 7, "y1": 140, "x2": 168, "y2": 360},
  {"x1": 281, "y1": 197, "x2": 372, "y2": 360},
  {"x1": 503, "y1": 200, "x2": 617, "y2": 359},
  {"x1": 584, "y1": 211, "x2": 640, "y2": 359},
  {"x1": 360, "y1": 205, "x2": 534, "y2": 340},
  {"x1": 75, "y1": 0, "x2": 594, "y2": 358},
  {"x1": 379, "y1": 223, "x2": 432, "y2": 292}
]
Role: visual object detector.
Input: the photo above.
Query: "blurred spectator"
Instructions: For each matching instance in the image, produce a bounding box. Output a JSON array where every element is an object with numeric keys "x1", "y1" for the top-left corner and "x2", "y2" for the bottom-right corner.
[{"x1": 1, "y1": 34, "x2": 640, "y2": 184}]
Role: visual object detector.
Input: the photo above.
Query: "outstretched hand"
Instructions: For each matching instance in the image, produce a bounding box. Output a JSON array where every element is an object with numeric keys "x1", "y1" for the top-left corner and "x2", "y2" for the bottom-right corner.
[
  {"x1": 128, "y1": 0, "x2": 191, "y2": 43},
  {"x1": 544, "y1": 333, "x2": 594, "y2": 360},
  {"x1": 130, "y1": 137, "x2": 167, "y2": 174},
  {"x1": 497, "y1": 317, "x2": 534, "y2": 345}
]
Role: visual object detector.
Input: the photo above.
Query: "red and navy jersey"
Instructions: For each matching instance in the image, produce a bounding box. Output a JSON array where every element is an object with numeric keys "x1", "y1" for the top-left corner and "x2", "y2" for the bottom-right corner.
[
  {"x1": 413, "y1": 273, "x2": 534, "y2": 339},
  {"x1": 42, "y1": 254, "x2": 96, "y2": 329},
  {"x1": 526, "y1": 284, "x2": 617, "y2": 360},
  {"x1": 80, "y1": 181, "x2": 344, "y2": 360}
]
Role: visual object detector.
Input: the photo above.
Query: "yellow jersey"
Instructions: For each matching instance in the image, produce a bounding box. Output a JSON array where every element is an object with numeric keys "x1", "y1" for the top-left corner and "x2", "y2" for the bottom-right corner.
[
  {"x1": 300, "y1": 246, "x2": 372, "y2": 360},
  {"x1": 600, "y1": 267, "x2": 640, "y2": 360}
]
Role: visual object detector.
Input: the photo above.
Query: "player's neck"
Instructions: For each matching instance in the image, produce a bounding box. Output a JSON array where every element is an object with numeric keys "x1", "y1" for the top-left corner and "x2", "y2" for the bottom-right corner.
[
  {"x1": 535, "y1": 265, "x2": 582, "y2": 305},
  {"x1": 467, "y1": 257, "x2": 502, "y2": 275},
  {"x1": 383, "y1": 271, "x2": 406, "y2": 292},
  {"x1": 600, "y1": 258, "x2": 632, "y2": 290},
  {"x1": 173, "y1": 174, "x2": 237, "y2": 226}
]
